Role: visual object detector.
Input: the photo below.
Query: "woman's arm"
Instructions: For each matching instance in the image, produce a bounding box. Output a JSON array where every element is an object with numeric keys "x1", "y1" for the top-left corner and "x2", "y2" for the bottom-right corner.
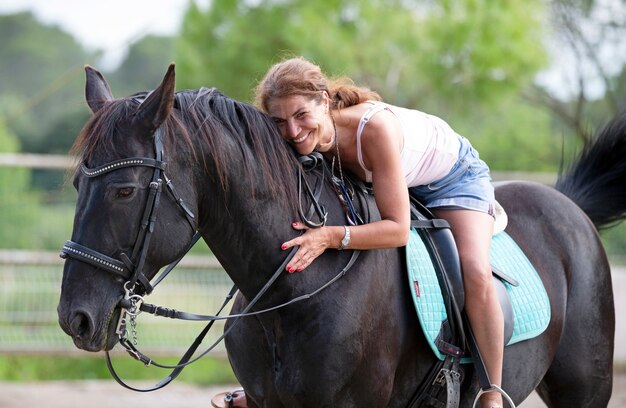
[{"x1": 281, "y1": 109, "x2": 410, "y2": 272}]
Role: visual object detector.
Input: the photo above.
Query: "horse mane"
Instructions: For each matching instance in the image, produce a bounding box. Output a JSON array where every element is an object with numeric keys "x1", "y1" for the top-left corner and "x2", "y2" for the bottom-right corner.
[
  {"x1": 70, "y1": 88, "x2": 301, "y2": 202},
  {"x1": 70, "y1": 98, "x2": 141, "y2": 167},
  {"x1": 174, "y1": 88, "x2": 301, "y2": 199}
]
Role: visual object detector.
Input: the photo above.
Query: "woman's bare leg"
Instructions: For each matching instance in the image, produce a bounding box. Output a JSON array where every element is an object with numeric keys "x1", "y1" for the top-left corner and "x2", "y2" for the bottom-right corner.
[{"x1": 433, "y1": 208, "x2": 503, "y2": 408}]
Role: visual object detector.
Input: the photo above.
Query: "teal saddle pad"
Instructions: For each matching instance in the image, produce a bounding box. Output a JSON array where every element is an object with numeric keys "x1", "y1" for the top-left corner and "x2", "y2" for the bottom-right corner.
[{"x1": 406, "y1": 228, "x2": 551, "y2": 362}]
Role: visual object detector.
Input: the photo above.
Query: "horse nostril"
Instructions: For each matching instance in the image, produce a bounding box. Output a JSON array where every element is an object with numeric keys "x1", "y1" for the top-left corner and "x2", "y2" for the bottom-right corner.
[{"x1": 70, "y1": 311, "x2": 92, "y2": 341}]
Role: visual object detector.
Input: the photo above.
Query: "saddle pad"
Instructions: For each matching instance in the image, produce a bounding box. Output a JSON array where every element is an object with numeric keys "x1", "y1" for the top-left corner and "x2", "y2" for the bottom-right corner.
[{"x1": 406, "y1": 228, "x2": 551, "y2": 362}]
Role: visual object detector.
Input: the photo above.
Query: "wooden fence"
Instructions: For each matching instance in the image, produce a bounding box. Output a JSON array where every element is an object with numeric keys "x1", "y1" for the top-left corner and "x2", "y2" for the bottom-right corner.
[{"x1": 0, "y1": 153, "x2": 555, "y2": 354}]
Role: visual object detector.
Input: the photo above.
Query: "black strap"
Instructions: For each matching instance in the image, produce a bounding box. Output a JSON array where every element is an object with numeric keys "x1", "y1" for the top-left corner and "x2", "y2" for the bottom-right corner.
[
  {"x1": 149, "y1": 232, "x2": 203, "y2": 288},
  {"x1": 139, "y1": 250, "x2": 361, "y2": 321},
  {"x1": 408, "y1": 355, "x2": 462, "y2": 408},
  {"x1": 106, "y1": 284, "x2": 238, "y2": 392},
  {"x1": 298, "y1": 164, "x2": 328, "y2": 228},
  {"x1": 108, "y1": 249, "x2": 361, "y2": 392},
  {"x1": 60, "y1": 241, "x2": 129, "y2": 278},
  {"x1": 411, "y1": 219, "x2": 451, "y2": 229},
  {"x1": 463, "y1": 312, "x2": 493, "y2": 391}
]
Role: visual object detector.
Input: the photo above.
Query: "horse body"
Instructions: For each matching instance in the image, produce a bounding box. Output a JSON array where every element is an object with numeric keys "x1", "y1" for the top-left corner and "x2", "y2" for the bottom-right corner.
[{"x1": 58, "y1": 65, "x2": 623, "y2": 407}]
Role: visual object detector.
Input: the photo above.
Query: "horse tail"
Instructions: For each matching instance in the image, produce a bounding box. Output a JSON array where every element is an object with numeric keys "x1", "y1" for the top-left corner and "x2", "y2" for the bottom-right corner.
[{"x1": 555, "y1": 112, "x2": 626, "y2": 230}]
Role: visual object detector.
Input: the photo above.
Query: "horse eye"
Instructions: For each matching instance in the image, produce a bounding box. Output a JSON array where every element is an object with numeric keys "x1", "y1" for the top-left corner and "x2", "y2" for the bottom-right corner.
[{"x1": 117, "y1": 187, "x2": 135, "y2": 198}]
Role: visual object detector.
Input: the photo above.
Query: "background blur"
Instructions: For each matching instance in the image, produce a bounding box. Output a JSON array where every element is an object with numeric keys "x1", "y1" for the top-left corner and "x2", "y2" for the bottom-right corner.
[{"x1": 0, "y1": 0, "x2": 625, "y2": 400}]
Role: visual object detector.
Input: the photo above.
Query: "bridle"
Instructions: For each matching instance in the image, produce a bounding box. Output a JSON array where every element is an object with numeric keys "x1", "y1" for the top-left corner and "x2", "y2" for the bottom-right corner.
[
  {"x1": 60, "y1": 122, "x2": 364, "y2": 392},
  {"x1": 60, "y1": 127, "x2": 197, "y2": 297}
]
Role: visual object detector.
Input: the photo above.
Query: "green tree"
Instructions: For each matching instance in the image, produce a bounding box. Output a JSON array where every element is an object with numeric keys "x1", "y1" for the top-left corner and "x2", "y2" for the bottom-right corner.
[
  {"x1": 176, "y1": 0, "x2": 548, "y2": 114},
  {"x1": 110, "y1": 35, "x2": 176, "y2": 96},
  {"x1": 526, "y1": 0, "x2": 626, "y2": 141},
  {"x1": 175, "y1": 0, "x2": 556, "y2": 171},
  {"x1": 0, "y1": 12, "x2": 93, "y2": 154}
]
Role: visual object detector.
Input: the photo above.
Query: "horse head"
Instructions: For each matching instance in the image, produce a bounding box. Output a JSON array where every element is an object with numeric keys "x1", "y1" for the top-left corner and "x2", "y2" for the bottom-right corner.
[{"x1": 57, "y1": 65, "x2": 198, "y2": 351}]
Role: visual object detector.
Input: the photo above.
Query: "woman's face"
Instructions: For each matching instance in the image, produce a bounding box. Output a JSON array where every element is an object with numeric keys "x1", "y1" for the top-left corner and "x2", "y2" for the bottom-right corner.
[{"x1": 267, "y1": 93, "x2": 332, "y2": 155}]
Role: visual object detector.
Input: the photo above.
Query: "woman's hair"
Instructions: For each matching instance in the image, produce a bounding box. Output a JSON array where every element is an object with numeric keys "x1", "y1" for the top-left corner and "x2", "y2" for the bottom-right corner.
[{"x1": 255, "y1": 56, "x2": 381, "y2": 112}]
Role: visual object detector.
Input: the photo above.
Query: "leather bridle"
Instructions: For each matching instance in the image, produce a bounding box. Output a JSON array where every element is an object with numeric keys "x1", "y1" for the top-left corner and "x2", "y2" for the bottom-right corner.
[
  {"x1": 60, "y1": 126, "x2": 197, "y2": 296},
  {"x1": 59, "y1": 124, "x2": 363, "y2": 392}
]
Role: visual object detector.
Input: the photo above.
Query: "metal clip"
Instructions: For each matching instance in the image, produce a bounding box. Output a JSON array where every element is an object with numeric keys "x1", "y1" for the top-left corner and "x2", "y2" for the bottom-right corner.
[
  {"x1": 434, "y1": 368, "x2": 448, "y2": 385},
  {"x1": 115, "y1": 309, "x2": 129, "y2": 338}
]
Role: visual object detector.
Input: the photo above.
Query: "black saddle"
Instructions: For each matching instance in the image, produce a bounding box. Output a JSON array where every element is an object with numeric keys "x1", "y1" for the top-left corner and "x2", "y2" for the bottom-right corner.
[{"x1": 407, "y1": 196, "x2": 519, "y2": 407}]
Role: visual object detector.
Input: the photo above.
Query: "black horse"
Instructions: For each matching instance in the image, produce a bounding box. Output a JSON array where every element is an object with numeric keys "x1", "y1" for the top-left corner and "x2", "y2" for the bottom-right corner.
[{"x1": 58, "y1": 64, "x2": 626, "y2": 407}]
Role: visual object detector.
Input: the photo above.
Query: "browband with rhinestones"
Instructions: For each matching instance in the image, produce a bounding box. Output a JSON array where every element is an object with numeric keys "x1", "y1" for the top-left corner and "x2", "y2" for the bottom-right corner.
[{"x1": 81, "y1": 158, "x2": 166, "y2": 177}]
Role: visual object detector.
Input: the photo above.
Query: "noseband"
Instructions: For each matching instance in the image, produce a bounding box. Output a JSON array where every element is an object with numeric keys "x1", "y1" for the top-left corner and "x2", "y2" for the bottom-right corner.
[{"x1": 60, "y1": 126, "x2": 198, "y2": 295}]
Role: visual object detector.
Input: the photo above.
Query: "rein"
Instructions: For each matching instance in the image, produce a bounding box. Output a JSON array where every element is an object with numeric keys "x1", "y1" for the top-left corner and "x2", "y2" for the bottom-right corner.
[{"x1": 60, "y1": 126, "x2": 363, "y2": 392}]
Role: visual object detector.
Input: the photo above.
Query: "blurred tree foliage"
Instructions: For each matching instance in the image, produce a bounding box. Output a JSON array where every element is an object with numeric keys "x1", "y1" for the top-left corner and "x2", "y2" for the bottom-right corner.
[
  {"x1": 176, "y1": 0, "x2": 556, "y2": 171},
  {"x1": 0, "y1": 12, "x2": 93, "y2": 154},
  {"x1": 177, "y1": 0, "x2": 546, "y2": 107},
  {"x1": 527, "y1": 0, "x2": 626, "y2": 142},
  {"x1": 108, "y1": 35, "x2": 176, "y2": 96},
  {"x1": 0, "y1": 13, "x2": 175, "y2": 158}
]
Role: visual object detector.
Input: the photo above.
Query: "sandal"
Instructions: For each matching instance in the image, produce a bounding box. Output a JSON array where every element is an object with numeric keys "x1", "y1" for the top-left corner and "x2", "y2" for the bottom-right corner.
[{"x1": 211, "y1": 389, "x2": 246, "y2": 408}]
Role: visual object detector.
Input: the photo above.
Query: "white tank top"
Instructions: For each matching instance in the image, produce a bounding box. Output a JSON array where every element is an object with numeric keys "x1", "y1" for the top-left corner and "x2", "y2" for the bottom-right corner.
[{"x1": 356, "y1": 102, "x2": 461, "y2": 187}]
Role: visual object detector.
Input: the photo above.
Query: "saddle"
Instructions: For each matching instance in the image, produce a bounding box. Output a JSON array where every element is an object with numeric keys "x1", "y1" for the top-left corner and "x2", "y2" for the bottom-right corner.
[
  {"x1": 319, "y1": 158, "x2": 518, "y2": 362},
  {"x1": 407, "y1": 197, "x2": 520, "y2": 408},
  {"x1": 409, "y1": 196, "x2": 517, "y2": 351},
  {"x1": 305, "y1": 153, "x2": 521, "y2": 407}
]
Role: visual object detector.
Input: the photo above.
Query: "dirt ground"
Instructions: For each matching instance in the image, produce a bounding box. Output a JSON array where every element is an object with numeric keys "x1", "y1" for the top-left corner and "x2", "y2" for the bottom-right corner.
[
  {"x1": 1, "y1": 269, "x2": 624, "y2": 408},
  {"x1": 0, "y1": 376, "x2": 625, "y2": 408}
]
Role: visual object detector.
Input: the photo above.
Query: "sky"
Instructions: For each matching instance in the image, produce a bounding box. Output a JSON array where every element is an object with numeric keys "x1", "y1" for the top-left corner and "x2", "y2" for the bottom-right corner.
[{"x1": 0, "y1": 0, "x2": 208, "y2": 69}]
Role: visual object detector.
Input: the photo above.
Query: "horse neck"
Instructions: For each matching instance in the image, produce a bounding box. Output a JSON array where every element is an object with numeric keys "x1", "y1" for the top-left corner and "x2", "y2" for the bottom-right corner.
[{"x1": 194, "y1": 139, "x2": 301, "y2": 298}]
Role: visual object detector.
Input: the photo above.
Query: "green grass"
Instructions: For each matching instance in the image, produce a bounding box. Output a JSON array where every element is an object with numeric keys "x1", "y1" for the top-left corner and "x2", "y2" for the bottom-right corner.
[{"x1": 0, "y1": 354, "x2": 237, "y2": 385}]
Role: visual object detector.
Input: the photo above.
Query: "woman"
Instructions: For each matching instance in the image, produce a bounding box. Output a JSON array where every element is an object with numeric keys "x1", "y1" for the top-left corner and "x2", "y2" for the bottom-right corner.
[{"x1": 214, "y1": 56, "x2": 504, "y2": 408}]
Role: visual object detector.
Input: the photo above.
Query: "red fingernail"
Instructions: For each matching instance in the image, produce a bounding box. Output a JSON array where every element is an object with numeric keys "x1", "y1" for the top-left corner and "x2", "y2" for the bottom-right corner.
[
  {"x1": 286, "y1": 266, "x2": 292, "y2": 272},
  {"x1": 292, "y1": 222, "x2": 298, "y2": 227},
  {"x1": 281, "y1": 244, "x2": 287, "y2": 250}
]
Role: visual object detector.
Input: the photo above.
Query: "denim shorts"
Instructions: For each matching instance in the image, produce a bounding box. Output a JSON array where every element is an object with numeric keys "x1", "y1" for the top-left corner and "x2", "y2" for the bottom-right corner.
[{"x1": 409, "y1": 136, "x2": 495, "y2": 216}]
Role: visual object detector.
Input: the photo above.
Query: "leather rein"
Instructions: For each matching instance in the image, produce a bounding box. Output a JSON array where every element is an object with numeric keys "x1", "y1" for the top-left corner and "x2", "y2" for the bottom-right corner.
[{"x1": 60, "y1": 125, "x2": 362, "y2": 392}]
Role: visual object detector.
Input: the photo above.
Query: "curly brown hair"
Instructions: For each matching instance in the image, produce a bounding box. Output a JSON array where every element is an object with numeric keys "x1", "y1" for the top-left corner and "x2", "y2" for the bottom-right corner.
[{"x1": 255, "y1": 56, "x2": 381, "y2": 112}]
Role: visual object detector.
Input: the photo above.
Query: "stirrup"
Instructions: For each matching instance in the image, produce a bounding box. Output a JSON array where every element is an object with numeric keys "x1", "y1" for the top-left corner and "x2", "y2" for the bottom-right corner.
[{"x1": 472, "y1": 384, "x2": 516, "y2": 408}]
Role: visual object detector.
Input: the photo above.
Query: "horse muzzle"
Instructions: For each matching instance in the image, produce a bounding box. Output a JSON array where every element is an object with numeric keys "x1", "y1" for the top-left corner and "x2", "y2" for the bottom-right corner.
[{"x1": 57, "y1": 292, "x2": 122, "y2": 352}]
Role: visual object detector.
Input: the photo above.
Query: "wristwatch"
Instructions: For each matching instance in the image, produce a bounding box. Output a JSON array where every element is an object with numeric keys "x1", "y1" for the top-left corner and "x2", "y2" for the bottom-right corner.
[{"x1": 338, "y1": 226, "x2": 351, "y2": 250}]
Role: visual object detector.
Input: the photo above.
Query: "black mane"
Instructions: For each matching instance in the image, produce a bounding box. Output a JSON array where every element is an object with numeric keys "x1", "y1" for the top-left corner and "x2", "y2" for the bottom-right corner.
[{"x1": 71, "y1": 87, "x2": 301, "y2": 200}]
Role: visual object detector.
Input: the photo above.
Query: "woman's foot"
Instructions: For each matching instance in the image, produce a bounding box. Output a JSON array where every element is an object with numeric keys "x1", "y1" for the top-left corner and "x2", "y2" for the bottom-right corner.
[
  {"x1": 211, "y1": 389, "x2": 247, "y2": 408},
  {"x1": 480, "y1": 390, "x2": 503, "y2": 408}
]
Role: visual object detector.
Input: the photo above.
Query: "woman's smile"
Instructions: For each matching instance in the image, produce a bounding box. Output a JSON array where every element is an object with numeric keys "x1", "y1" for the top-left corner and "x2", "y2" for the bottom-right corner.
[{"x1": 293, "y1": 131, "x2": 310, "y2": 144}]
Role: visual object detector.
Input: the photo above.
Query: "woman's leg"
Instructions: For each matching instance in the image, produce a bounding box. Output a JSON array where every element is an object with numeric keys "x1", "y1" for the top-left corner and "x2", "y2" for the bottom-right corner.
[{"x1": 432, "y1": 208, "x2": 503, "y2": 408}]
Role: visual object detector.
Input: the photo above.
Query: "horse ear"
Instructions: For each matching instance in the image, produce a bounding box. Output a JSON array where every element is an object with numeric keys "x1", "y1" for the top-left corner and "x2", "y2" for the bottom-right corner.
[
  {"x1": 85, "y1": 65, "x2": 114, "y2": 113},
  {"x1": 134, "y1": 63, "x2": 176, "y2": 135}
]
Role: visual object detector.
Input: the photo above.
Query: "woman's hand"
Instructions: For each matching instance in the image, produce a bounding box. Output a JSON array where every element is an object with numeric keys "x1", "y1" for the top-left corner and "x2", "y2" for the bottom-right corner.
[{"x1": 281, "y1": 222, "x2": 335, "y2": 273}]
